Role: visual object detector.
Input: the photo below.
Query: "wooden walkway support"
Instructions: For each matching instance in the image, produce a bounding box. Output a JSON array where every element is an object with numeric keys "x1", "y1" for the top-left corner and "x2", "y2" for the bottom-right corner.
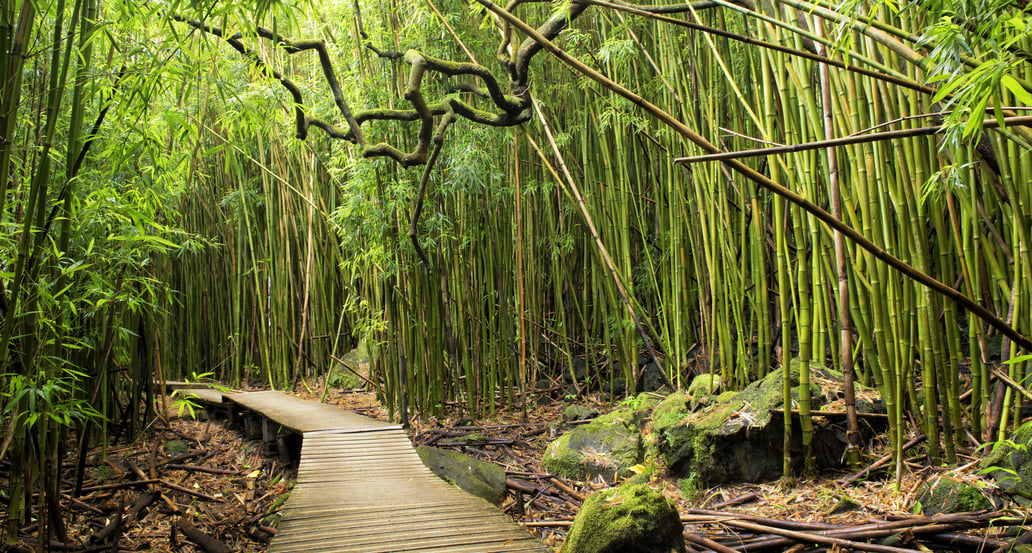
[{"x1": 180, "y1": 389, "x2": 551, "y2": 553}]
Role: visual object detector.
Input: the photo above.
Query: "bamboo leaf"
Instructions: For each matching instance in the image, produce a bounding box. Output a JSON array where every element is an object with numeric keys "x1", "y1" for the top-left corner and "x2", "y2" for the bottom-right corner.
[{"x1": 1000, "y1": 74, "x2": 1032, "y2": 105}]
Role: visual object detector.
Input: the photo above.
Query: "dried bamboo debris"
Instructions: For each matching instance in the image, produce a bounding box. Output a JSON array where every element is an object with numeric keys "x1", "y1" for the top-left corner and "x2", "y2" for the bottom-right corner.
[
  {"x1": 33, "y1": 418, "x2": 292, "y2": 552},
  {"x1": 679, "y1": 509, "x2": 1029, "y2": 553}
]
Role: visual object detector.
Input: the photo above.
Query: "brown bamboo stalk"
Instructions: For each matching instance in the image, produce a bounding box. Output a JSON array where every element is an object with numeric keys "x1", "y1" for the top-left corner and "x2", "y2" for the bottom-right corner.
[{"x1": 673, "y1": 115, "x2": 1032, "y2": 164}]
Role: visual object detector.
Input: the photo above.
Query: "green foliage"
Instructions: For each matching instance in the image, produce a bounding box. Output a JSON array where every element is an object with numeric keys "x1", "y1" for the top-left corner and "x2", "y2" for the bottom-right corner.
[
  {"x1": 918, "y1": 0, "x2": 1032, "y2": 142},
  {"x1": 2, "y1": 371, "x2": 102, "y2": 429}
]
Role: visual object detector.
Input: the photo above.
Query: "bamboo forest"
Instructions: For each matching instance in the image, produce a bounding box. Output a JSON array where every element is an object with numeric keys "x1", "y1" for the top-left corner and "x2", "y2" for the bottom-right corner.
[{"x1": 2, "y1": 0, "x2": 1032, "y2": 550}]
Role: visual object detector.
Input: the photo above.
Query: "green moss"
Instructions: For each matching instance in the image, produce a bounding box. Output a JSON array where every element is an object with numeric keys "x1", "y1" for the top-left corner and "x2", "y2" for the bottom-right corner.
[
  {"x1": 562, "y1": 483, "x2": 686, "y2": 553},
  {"x1": 633, "y1": 392, "x2": 663, "y2": 411},
  {"x1": 716, "y1": 391, "x2": 737, "y2": 402},
  {"x1": 915, "y1": 478, "x2": 991, "y2": 515},
  {"x1": 678, "y1": 473, "x2": 703, "y2": 501},
  {"x1": 266, "y1": 490, "x2": 291, "y2": 513},
  {"x1": 564, "y1": 405, "x2": 600, "y2": 422},
  {"x1": 622, "y1": 460, "x2": 661, "y2": 486},
  {"x1": 165, "y1": 440, "x2": 189, "y2": 455},
  {"x1": 595, "y1": 407, "x2": 647, "y2": 428},
  {"x1": 652, "y1": 392, "x2": 690, "y2": 425},
  {"x1": 687, "y1": 374, "x2": 720, "y2": 397}
]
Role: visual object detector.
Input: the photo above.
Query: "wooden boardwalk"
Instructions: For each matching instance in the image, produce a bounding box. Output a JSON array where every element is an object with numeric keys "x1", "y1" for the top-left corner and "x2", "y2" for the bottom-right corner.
[
  {"x1": 193, "y1": 389, "x2": 550, "y2": 553},
  {"x1": 161, "y1": 381, "x2": 225, "y2": 404}
]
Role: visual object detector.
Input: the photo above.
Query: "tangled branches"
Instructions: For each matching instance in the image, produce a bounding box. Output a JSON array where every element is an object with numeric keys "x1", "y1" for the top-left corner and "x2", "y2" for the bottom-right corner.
[{"x1": 173, "y1": 1, "x2": 591, "y2": 168}]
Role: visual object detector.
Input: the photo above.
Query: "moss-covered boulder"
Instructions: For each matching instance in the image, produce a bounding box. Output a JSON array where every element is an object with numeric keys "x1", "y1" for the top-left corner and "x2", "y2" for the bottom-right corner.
[
  {"x1": 980, "y1": 421, "x2": 1032, "y2": 504},
  {"x1": 654, "y1": 361, "x2": 846, "y2": 485},
  {"x1": 165, "y1": 440, "x2": 189, "y2": 455},
  {"x1": 562, "y1": 483, "x2": 686, "y2": 553},
  {"x1": 543, "y1": 408, "x2": 645, "y2": 481},
  {"x1": 564, "y1": 405, "x2": 600, "y2": 423},
  {"x1": 915, "y1": 478, "x2": 993, "y2": 515},
  {"x1": 416, "y1": 445, "x2": 507, "y2": 506},
  {"x1": 326, "y1": 342, "x2": 369, "y2": 389}
]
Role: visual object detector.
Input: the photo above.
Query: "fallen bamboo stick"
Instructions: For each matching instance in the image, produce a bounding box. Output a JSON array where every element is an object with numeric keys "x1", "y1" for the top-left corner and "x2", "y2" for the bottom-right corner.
[
  {"x1": 685, "y1": 531, "x2": 742, "y2": 553},
  {"x1": 165, "y1": 463, "x2": 248, "y2": 476},
  {"x1": 722, "y1": 518, "x2": 958, "y2": 553},
  {"x1": 683, "y1": 508, "x2": 846, "y2": 531},
  {"x1": 76, "y1": 479, "x2": 161, "y2": 493},
  {"x1": 548, "y1": 475, "x2": 586, "y2": 502},
  {"x1": 522, "y1": 520, "x2": 574, "y2": 528},
  {"x1": 160, "y1": 480, "x2": 224, "y2": 502},
  {"x1": 176, "y1": 519, "x2": 229, "y2": 553},
  {"x1": 711, "y1": 492, "x2": 759, "y2": 508},
  {"x1": 843, "y1": 434, "x2": 926, "y2": 483}
]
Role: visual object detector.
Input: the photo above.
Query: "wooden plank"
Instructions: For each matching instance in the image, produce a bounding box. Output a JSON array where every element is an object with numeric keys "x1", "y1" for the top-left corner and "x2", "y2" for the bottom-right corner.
[
  {"x1": 226, "y1": 390, "x2": 396, "y2": 433},
  {"x1": 173, "y1": 388, "x2": 225, "y2": 405}
]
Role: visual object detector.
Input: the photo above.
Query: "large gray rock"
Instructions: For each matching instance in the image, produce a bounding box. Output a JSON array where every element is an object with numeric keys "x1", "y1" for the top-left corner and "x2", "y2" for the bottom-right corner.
[
  {"x1": 416, "y1": 445, "x2": 507, "y2": 506},
  {"x1": 638, "y1": 361, "x2": 668, "y2": 393},
  {"x1": 562, "y1": 483, "x2": 686, "y2": 553},
  {"x1": 654, "y1": 361, "x2": 851, "y2": 485},
  {"x1": 980, "y1": 420, "x2": 1032, "y2": 505},
  {"x1": 326, "y1": 342, "x2": 369, "y2": 389},
  {"x1": 542, "y1": 408, "x2": 645, "y2": 481}
]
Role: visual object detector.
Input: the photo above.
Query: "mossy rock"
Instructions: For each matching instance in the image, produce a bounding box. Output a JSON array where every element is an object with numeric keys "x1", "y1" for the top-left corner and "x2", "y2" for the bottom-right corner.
[
  {"x1": 416, "y1": 445, "x2": 507, "y2": 506},
  {"x1": 327, "y1": 369, "x2": 362, "y2": 390},
  {"x1": 562, "y1": 483, "x2": 686, "y2": 553},
  {"x1": 654, "y1": 360, "x2": 842, "y2": 485},
  {"x1": 165, "y1": 440, "x2": 189, "y2": 455},
  {"x1": 687, "y1": 374, "x2": 721, "y2": 397},
  {"x1": 564, "y1": 405, "x2": 600, "y2": 423},
  {"x1": 980, "y1": 421, "x2": 1032, "y2": 504},
  {"x1": 326, "y1": 343, "x2": 370, "y2": 389},
  {"x1": 439, "y1": 432, "x2": 488, "y2": 445},
  {"x1": 543, "y1": 408, "x2": 644, "y2": 481},
  {"x1": 915, "y1": 478, "x2": 992, "y2": 515}
]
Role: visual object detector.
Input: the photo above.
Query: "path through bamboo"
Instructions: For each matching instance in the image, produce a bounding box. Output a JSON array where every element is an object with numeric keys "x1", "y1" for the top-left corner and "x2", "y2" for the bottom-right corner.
[{"x1": 222, "y1": 390, "x2": 552, "y2": 553}]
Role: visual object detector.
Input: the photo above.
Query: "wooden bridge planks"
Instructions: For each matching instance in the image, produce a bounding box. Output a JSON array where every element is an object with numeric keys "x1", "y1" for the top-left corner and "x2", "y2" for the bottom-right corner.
[
  {"x1": 172, "y1": 387, "x2": 225, "y2": 405},
  {"x1": 226, "y1": 390, "x2": 393, "y2": 433},
  {"x1": 222, "y1": 390, "x2": 551, "y2": 553}
]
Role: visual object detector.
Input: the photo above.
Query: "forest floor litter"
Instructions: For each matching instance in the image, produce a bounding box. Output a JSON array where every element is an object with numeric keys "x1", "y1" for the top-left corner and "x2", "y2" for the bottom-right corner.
[{"x1": 2, "y1": 380, "x2": 1028, "y2": 552}]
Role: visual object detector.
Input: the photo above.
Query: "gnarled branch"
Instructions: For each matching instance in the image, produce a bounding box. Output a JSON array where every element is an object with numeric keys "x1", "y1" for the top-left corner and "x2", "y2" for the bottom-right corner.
[{"x1": 176, "y1": 13, "x2": 548, "y2": 165}]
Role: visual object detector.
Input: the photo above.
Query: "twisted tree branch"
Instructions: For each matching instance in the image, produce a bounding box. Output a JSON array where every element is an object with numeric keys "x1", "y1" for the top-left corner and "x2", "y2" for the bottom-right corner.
[{"x1": 177, "y1": 13, "x2": 543, "y2": 165}]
